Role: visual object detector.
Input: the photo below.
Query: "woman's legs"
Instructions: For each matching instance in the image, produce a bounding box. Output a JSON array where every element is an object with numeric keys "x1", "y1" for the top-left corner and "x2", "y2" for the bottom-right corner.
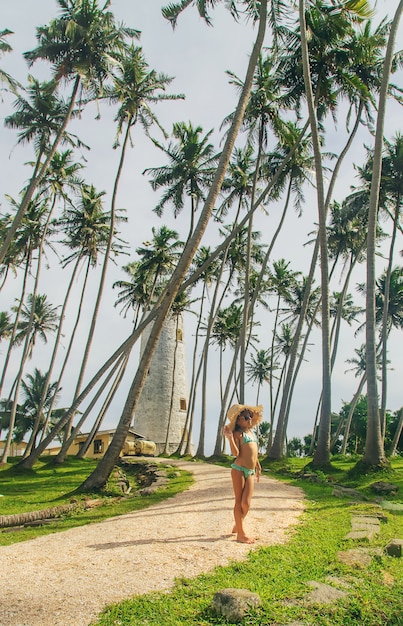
[{"x1": 230, "y1": 468, "x2": 255, "y2": 543}]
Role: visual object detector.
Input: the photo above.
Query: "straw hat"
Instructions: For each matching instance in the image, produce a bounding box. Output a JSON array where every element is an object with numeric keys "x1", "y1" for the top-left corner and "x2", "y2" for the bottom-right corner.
[{"x1": 226, "y1": 403, "x2": 263, "y2": 431}]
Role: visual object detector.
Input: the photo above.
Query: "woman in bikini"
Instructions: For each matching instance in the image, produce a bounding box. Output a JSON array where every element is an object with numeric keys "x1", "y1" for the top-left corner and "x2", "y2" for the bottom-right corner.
[{"x1": 223, "y1": 403, "x2": 263, "y2": 544}]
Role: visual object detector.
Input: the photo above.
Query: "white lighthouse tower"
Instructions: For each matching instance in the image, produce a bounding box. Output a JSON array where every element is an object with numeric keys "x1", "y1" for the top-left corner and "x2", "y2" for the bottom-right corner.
[{"x1": 133, "y1": 312, "x2": 192, "y2": 455}]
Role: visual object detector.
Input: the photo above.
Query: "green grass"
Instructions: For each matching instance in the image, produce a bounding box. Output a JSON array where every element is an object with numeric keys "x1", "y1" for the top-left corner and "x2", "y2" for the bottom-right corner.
[
  {"x1": 0, "y1": 456, "x2": 193, "y2": 546},
  {"x1": 1, "y1": 454, "x2": 402, "y2": 625},
  {"x1": 92, "y1": 455, "x2": 403, "y2": 626}
]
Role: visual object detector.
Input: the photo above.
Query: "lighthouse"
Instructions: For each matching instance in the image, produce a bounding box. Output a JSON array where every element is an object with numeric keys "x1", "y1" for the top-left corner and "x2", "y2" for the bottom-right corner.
[{"x1": 133, "y1": 312, "x2": 192, "y2": 455}]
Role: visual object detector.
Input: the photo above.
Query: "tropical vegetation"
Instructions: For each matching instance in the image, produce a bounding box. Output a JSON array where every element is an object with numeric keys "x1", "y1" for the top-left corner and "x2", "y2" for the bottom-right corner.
[{"x1": 0, "y1": 0, "x2": 403, "y2": 491}]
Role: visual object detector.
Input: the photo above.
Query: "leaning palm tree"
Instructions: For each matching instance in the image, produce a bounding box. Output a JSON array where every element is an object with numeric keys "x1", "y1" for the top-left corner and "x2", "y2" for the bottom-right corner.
[
  {"x1": 0, "y1": 0, "x2": 138, "y2": 264},
  {"x1": 55, "y1": 50, "x2": 183, "y2": 463},
  {"x1": 75, "y1": 0, "x2": 270, "y2": 491},
  {"x1": 54, "y1": 184, "x2": 126, "y2": 461}
]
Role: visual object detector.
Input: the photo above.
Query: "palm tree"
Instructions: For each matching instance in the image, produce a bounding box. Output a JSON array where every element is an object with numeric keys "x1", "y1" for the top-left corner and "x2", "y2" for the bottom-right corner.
[
  {"x1": 0, "y1": 294, "x2": 59, "y2": 464},
  {"x1": 203, "y1": 302, "x2": 243, "y2": 456},
  {"x1": 13, "y1": 293, "x2": 59, "y2": 358},
  {"x1": 176, "y1": 245, "x2": 221, "y2": 455},
  {"x1": 246, "y1": 348, "x2": 271, "y2": 405},
  {"x1": 363, "y1": 1, "x2": 403, "y2": 469},
  {"x1": 0, "y1": 0, "x2": 138, "y2": 264},
  {"x1": 107, "y1": 44, "x2": 184, "y2": 147},
  {"x1": 144, "y1": 121, "x2": 219, "y2": 242},
  {"x1": 161, "y1": 0, "x2": 263, "y2": 27},
  {"x1": 0, "y1": 28, "x2": 20, "y2": 94},
  {"x1": 272, "y1": 0, "x2": 372, "y2": 466},
  {"x1": 267, "y1": 259, "x2": 301, "y2": 419},
  {"x1": 216, "y1": 144, "x2": 256, "y2": 222},
  {"x1": 266, "y1": 2, "x2": 378, "y2": 459},
  {"x1": 55, "y1": 49, "x2": 183, "y2": 462},
  {"x1": 376, "y1": 136, "x2": 403, "y2": 435},
  {"x1": 113, "y1": 261, "x2": 152, "y2": 326},
  {"x1": 77, "y1": 0, "x2": 269, "y2": 491},
  {"x1": 54, "y1": 184, "x2": 125, "y2": 457},
  {"x1": 0, "y1": 312, "x2": 11, "y2": 343},
  {"x1": 375, "y1": 266, "x2": 403, "y2": 435},
  {"x1": 102, "y1": 43, "x2": 185, "y2": 318},
  {"x1": 22, "y1": 153, "x2": 85, "y2": 455},
  {"x1": 19, "y1": 368, "x2": 60, "y2": 450},
  {"x1": 223, "y1": 48, "x2": 286, "y2": 403},
  {"x1": 134, "y1": 225, "x2": 183, "y2": 303},
  {"x1": 0, "y1": 197, "x2": 46, "y2": 398}
]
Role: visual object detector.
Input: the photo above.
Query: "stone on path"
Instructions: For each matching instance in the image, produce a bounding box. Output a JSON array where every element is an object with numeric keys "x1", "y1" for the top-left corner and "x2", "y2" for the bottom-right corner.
[
  {"x1": 385, "y1": 539, "x2": 403, "y2": 558},
  {"x1": 344, "y1": 514, "x2": 381, "y2": 541},
  {"x1": 303, "y1": 581, "x2": 347, "y2": 605},
  {"x1": 370, "y1": 481, "x2": 399, "y2": 496},
  {"x1": 211, "y1": 588, "x2": 261, "y2": 623},
  {"x1": 337, "y1": 547, "x2": 374, "y2": 568}
]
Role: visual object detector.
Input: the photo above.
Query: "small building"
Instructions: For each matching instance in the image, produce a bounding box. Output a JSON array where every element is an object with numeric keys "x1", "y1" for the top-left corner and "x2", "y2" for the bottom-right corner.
[
  {"x1": 0, "y1": 440, "x2": 27, "y2": 458},
  {"x1": 1, "y1": 429, "x2": 156, "y2": 461},
  {"x1": 65, "y1": 428, "x2": 154, "y2": 459}
]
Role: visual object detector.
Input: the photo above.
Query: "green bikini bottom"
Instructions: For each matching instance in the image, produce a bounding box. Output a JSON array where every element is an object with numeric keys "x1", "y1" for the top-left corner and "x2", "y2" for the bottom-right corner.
[{"x1": 231, "y1": 463, "x2": 256, "y2": 479}]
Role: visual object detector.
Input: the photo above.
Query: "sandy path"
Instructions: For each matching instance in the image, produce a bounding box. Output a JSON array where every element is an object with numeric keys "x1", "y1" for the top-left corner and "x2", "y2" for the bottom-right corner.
[{"x1": 0, "y1": 461, "x2": 304, "y2": 626}]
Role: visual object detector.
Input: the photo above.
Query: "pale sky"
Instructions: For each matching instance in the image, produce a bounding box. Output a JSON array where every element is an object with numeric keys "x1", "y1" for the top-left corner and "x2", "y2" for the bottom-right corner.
[{"x1": 1, "y1": 1, "x2": 403, "y2": 454}]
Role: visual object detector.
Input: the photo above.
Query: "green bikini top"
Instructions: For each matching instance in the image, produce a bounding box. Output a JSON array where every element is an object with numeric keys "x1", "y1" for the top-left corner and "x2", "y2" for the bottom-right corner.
[{"x1": 241, "y1": 430, "x2": 258, "y2": 445}]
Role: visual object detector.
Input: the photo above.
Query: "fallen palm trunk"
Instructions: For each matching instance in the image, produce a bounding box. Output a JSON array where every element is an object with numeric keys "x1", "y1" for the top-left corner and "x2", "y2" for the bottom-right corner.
[{"x1": 0, "y1": 498, "x2": 102, "y2": 528}]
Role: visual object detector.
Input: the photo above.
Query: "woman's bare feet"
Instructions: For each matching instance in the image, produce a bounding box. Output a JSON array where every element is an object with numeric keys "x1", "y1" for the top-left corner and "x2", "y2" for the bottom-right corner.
[
  {"x1": 236, "y1": 533, "x2": 255, "y2": 544},
  {"x1": 232, "y1": 524, "x2": 237, "y2": 534}
]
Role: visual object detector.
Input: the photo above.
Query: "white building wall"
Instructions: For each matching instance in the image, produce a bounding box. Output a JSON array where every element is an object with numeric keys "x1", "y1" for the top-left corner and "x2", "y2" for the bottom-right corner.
[{"x1": 133, "y1": 313, "x2": 191, "y2": 455}]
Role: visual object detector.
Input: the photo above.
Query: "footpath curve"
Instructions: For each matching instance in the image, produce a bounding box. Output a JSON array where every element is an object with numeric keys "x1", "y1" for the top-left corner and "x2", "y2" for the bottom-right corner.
[{"x1": 0, "y1": 460, "x2": 304, "y2": 626}]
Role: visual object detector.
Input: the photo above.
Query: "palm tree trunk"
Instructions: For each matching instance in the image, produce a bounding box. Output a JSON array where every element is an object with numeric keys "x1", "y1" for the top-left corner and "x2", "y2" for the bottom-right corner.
[
  {"x1": 65, "y1": 122, "x2": 132, "y2": 445},
  {"x1": 298, "y1": 0, "x2": 331, "y2": 466},
  {"x1": 22, "y1": 203, "x2": 59, "y2": 456},
  {"x1": 340, "y1": 373, "x2": 367, "y2": 455},
  {"x1": 0, "y1": 253, "x2": 31, "y2": 397},
  {"x1": 77, "y1": 353, "x2": 129, "y2": 458},
  {"x1": 175, "y1": 282, "x2": 208, "y2": 455},
  {"x1": 16, "y1": 307, "x2": 156, "y2": 469},
  {"x1": 163, "y1": 315, "x2": 179, "y2": 454},
  {"x1": 388, "y1": 408, "x2": 403, "y2": 457},
  {"x1": 363, "y1": 0, "x2": 403, "y2": 467},
  {"x1": 380, "y1": 198, "x2": 400, "y2": 437},
  {"x1": 56, "y1": 352, "x2": 128, "y2": 461}
]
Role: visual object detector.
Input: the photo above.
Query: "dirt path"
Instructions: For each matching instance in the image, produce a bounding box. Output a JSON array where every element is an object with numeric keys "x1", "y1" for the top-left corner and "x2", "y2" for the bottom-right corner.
[{"x1": 0, "y1": 461, "x2": 304, "y2": 626}]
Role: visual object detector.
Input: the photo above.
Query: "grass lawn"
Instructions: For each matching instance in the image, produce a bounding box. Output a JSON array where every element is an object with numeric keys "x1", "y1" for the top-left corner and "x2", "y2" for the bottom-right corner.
[
  {"x1": 1, "y1": 454, "x2": 402, "y2": 625},
  {"x1": 0, "y1": 456, "x2": 193, "y2": 546},
  {"x1": 94, "y1": 454, "x2": 403, "y2": 626}
]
